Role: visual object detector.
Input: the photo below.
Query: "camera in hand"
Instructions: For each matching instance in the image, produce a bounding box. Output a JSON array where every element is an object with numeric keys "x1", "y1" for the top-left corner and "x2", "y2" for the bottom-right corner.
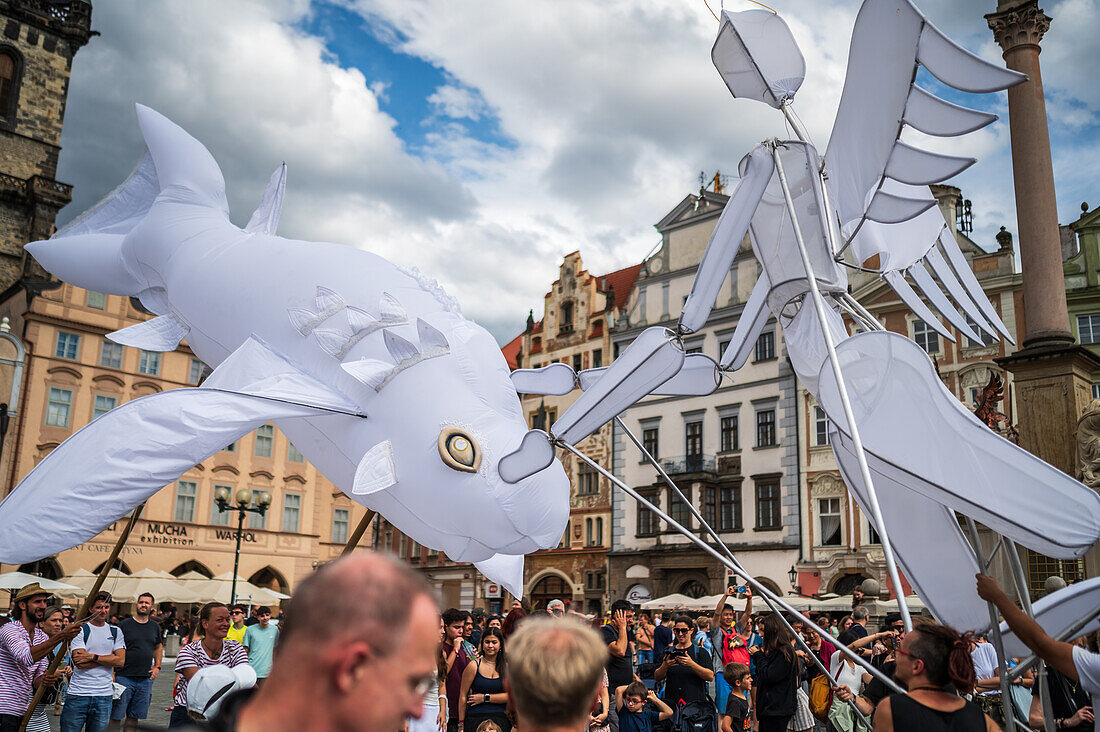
[{"x1": 665, "y1": 648, "x2": 688, "y2": 661}]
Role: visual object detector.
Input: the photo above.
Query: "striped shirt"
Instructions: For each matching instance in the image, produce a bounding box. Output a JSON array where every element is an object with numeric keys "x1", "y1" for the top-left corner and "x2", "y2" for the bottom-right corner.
[
  {"x1": 0, "y1": 620, "x2": 49, "y2": 716},
  {"x1": 173, "y1": 638, "x2": 248, "y2": 708}
]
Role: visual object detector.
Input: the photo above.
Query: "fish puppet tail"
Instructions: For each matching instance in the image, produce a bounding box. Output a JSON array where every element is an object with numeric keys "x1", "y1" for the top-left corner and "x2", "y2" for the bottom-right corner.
[{"x1": 24, "y1": 104, "x2": 232, "y2": 297}]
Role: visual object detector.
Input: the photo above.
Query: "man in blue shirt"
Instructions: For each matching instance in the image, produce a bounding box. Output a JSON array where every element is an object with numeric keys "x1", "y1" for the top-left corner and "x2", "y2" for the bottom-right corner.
[{"x1": 242, "y1": 606, "x2": 279, "y2": 682}]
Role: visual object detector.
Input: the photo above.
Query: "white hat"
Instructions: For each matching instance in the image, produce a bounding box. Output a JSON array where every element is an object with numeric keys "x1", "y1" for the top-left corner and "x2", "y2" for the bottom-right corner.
[{"x1": 186, "y1": 664, "x2": 258, "y2": 720}]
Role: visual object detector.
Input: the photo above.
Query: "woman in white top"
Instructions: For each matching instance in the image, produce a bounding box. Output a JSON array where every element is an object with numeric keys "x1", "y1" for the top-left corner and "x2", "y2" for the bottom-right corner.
[
  {"x1": 829, "y1": 629, "x2": 896, "y2": 695},
  {"x1": 408, "y1": 621, "x2": 448, "y2": 732}
]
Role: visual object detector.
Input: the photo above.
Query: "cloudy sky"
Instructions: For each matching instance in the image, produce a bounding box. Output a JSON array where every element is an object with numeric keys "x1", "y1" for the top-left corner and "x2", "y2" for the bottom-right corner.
[{"x1": 56, "y1": 0, "x2": 1099, "y2": 343}]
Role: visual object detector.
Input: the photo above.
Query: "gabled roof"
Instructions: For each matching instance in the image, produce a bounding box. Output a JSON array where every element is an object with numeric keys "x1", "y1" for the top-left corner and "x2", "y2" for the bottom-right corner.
[
  {"x1": 501, "y1": 332, "x2": 523, "y2": 370},
  {"x1": 594, "y1": 263, "x2": 643, "y2": 314}
]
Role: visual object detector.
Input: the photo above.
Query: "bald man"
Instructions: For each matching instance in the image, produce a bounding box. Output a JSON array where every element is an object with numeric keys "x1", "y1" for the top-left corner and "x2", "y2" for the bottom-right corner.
[
  {"x1": 506, "y1": 616, "x2": 609, "y2": 732},
  {"x1": 188, "y1": 553, "x2": 440, "y2": 731}
]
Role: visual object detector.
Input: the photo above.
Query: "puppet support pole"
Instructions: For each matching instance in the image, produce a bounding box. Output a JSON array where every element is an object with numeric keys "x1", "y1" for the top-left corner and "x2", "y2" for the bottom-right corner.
[
  {"x1": 1003, "y1": 538, "x2": 1055, "y2": 732},
  {"x1": 341, "y1": 509, "x2": 377, "y2": 556},
  {"x1": 615, "y1": 417, "x2": 874, "y2": 728},
  {"x1": 558, "y1": 440, "x2": 906, "y2": 696},
  {"x1": 771, "y1": 143, "x2": 913, "y2": 632},
  {"x1": 19, "y1": 504, "x2": 145, "y2": 732},
  {"x1": 964, "y1": 517, "x2": 1019, "y2": 731}
]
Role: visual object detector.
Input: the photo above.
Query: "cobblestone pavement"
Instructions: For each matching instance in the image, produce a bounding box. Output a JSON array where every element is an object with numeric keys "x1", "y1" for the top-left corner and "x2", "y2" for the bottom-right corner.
[{"x1": 46, "y1": 659, "x2": 177, "y2": 730}]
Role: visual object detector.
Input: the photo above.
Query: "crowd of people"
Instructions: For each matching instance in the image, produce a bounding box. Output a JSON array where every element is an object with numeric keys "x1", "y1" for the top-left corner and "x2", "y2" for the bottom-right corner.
[{"x1": 0, "y1": 565, "x2": 1097, "y2": 732}]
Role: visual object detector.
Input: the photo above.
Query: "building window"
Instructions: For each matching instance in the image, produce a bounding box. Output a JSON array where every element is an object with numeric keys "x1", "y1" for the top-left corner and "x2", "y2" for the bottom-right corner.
[
  {"x1": 756, "y1": 409, "x2": 776, "y2": 447},
  {"x1": 92, "y1": 394, "x2": 116, "y2": 419},
  {"x1": 685, "y1": 421, "x2": 703, "y2": 470},
  {"x1": 276, "y1": 492, "x2": 300, "y2": 533},
  {"x1": 592, "y1": 348, "x2": 603, "y2": 368},
  {"x1": 573, "y1": 353, "x2": 582, "y2": 372},
  {"x1": 720, "y1": 415, "x2": 738, "y2": 452},
  {"x1": 577, "y1": 465, "x2": 598, "y2": 495},
  {"x1": 642, "y1": 426, "x2": 659, "y2": 459},
  {"x1": 45, "y1": 387, "x2": 72, "y2": 427},
  {"x1": 912, "y1": 320, "x2": 940, "y2": 354},
  {"x1": 223, "y1": 442, "x2": 236, "y2": 453},
  {"x1": 585, "y1": 518, "x2": 594, "y2": 546},
  {"x1": 100, "y1": 340, "x2": 123, "y2": 369},
  {"x1": 254, "y1": 424, "x2": 274, "y2": 457},
  {"x1": 210, "y1": 485, "x2": 231, "y2": 526},
  {"x1": 332, "y1": 508, "x2": 349, "y2": 543},
  {"x1": 560, "y1": 301, "x2": 574, "y2": 334},
  {"x1": 1078, "y1": 314, "x2": 1100, "y2": 345},
  {"x1": 819, "y1": 497, "x2": 842, "y2": 546},
  {"x1": 188, "y1": 359, "x2": 205, "y2": 384},
  {"x1": 686, "y1": 345, "x2": 703, "y2": 355},
  {"x1": 86, "y1": 291, "x2": 107, "y2": 309},
  {"x1": 668, "y1": 485, "x2": 692, "y2": 530},
  {"x1": 702, "y1": 486, "x2": 716, "y2": 528},
  {"x1": 0, "y1": 50, "x2": 21, "y2": 125},
  {"x1": 718, "y1": 339, "x2": 730, "y2": 360},
  {"x1": 1093, "y1": 383, "x2": 1100, "y2": 400},
  {"x1": 755, "y1": 480, "x2": 781, "y2": 530},
  {"x1": 965, "y1": 316, "x2": 996, "y2": 348},
  {"x1": 867, "y1": 517, "x2": 881, "y2": 545},
  {"x1": 596, "y1": 517, "x2": 603, "y2": 546},
  {"x1": 247, "y1": 493, "x2": 266, "y2": 529},
  {"x1": 719, "y1": 485, "x2": 742, "y2": 531},
  {"x1": 138, "y1": 350, "x2": 160, "y2": 375},
  {"x1": 638, "y1": 489, "x2": 659, "y2": 536},
  {"x1": 174, "y1": 480, "x2": 197, "y2": 523},
  {"x1": 55, "y1": 331, "x2": 80, "y2": 360},
  {"x1": 753, "y1": 331, "x2": 775, "y2": 362},
  {"x1": 1025, "y1": 550, "x2": 1084, "y2": 598},
  {"x1": 814, "y1": 407, "x2": 831, "y2": 447},
  {"x1": 287, "y1": 442, "x2": 304, "y2": 463}
]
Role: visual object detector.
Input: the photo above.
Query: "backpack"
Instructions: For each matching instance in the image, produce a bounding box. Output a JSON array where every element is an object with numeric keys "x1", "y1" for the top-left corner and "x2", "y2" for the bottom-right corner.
[
  {"x1": 82, "y1": 623, "x2": 119, "y2": 644},
  {"x1": 810, "y1": 661, "x2": 844, "y2": 721},
  {"x1": 672, "y1": 700, "x2": 718, "y2": 732}
]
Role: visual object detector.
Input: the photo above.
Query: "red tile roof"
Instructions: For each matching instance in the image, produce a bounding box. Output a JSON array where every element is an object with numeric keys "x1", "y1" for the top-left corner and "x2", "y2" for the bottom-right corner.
[
  {"x1": 501, "y1": 332, "x2": 523, "y2": 370},
  {"x1": 593, "y1": 263, "x2": 643, "y2": 314}
]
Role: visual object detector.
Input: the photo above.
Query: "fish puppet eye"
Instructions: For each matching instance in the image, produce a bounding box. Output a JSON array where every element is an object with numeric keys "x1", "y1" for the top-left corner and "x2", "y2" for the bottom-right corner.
[{"x1": 438, "y1": 427, "x2": 481, "y2": 473}]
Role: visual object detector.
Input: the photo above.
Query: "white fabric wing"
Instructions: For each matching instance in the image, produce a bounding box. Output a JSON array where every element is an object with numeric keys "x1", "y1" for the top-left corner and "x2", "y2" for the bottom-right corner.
[
  {"x1": 0, "y1": 388, "x2": 326, "y2": 564},
  {"x1": 245, "y1": 163, "x2": 287, "y2": 235},
  {"x1": 999, "y1": 577, "x2": 1100, "y2": 657},
  {"x1": 817, "y1": 332, "x2": 1100, "y2": 558}
]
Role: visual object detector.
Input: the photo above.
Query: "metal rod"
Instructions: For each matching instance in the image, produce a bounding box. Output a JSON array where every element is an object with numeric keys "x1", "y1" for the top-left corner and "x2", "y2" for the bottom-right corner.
[
  {"x1": 341, "y1": 509, "x2": 377, "y2": 556},
  {"x1": 20, "y1": 504, "x2": 145, "y2": 732},
  {"x1": 1003, "y1": 539, "x2": 1055, "y2": 732},
  {"x1": 771, "y1": 143, "x2": 912, "y2": 631},
  {"x1": 840, "y1": 293, "x2": 884, "y2": 332},
  {"x1": 202, "y1": 386, "x2": 367, "y2": 418},
  {"x1": 615, "y1": 417, "x2": 873, "y2": 727},
  {"x1": 984, "y1": 537, "x2": 1005, "y2": 572},
  {"x1": 780, "y1": 100, "x2": 811, "y2": 145},
  {"x1": 964, "y1": 517, "x2": 1018, "y2": 731},
  {"x1": 559, "y1": 440, "x2": 907, "y2": 696}
]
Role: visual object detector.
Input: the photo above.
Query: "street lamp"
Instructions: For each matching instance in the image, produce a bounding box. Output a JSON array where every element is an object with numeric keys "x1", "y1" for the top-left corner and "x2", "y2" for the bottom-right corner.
[
  {"x1": 788, "y1": 565, "x2": 799, "y2": 594},
  {"x1": 215, "y1": 486, "x2": 271, "y2": 604}
]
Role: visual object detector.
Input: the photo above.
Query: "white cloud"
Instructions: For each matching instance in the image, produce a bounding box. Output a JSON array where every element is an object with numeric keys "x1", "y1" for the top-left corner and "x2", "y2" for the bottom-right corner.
[
  {"x1": 54, "y1": 0, "x2": 1096, "y2": 343},
  {"x1": 427, "y1": 84, "x2": 486, "y2": 121}
]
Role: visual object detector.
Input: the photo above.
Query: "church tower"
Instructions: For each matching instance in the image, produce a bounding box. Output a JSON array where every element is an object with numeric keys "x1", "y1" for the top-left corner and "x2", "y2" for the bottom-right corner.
[{"x1": 0, "y1": 0, "x2": 93, "y2": 301}]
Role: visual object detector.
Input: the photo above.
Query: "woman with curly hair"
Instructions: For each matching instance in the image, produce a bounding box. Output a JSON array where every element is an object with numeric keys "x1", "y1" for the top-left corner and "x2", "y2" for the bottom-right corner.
[{"x1": 874, "y1": 622, "x2": 997, "y2": 731}]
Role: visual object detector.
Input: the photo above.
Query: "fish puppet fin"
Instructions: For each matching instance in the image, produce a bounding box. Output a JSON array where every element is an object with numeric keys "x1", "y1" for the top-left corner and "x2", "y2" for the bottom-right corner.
[
  {"x1": 107, "y1": 313, "x2": 190, "y2": 352},
  {"x1": 23, "y1": 152, "x2": 158, "y2": 297},
  {"x1": 245, "y1": 163, "x2": 287, "y2": 235},
  {"x1": 473, "y1": 554, "x2": 525, "y2": 599},
  {"x1": 352, "y1": 440, "x2": 398, "y2": 496}
]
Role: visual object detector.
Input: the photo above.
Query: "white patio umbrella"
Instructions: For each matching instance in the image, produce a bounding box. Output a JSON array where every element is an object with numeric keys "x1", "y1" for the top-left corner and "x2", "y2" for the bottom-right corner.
[
  {"x1": 640, "y1": 593, "x2": 695, "y2": 611},
  {"x1": 0, "y1": 571, "x2": 80, "y2": 592},
  {"x1": 175, "y1": 572, "x2": 289, "y2": 604}
]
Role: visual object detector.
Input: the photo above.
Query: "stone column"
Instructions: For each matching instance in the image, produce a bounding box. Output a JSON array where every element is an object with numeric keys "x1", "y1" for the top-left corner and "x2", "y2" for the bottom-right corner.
[
  {"x1": 986, "y1": 0, "x2": 1072, "y2": 348},
  {"x1": 988, "y1": 1, "x2": 1100, "y2": 585}
]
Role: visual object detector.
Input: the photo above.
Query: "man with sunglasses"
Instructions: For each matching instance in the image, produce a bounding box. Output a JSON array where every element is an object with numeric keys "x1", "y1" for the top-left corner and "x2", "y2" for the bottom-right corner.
[
  {"x1": 654, "y1": 616, "x2": 714, "y2": 706},
  {"x1": 225, "y1": 606, "x2": 247, "y2": 644},
  {"x1": 182, "y1": 553, "x2": 439, "y2": 731}
]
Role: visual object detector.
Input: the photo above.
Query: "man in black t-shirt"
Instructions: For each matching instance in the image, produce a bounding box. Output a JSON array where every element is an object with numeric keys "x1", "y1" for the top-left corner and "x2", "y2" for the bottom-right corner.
[
  {"x1": 110, "y1": 591, "x2": 163, "y2": 730},
  {"x1": 601, "y1": 600, "x2": 636, "y2": 732},
  {"x1": 654, "y1": 615, "x2": 713, "y2": 705}
]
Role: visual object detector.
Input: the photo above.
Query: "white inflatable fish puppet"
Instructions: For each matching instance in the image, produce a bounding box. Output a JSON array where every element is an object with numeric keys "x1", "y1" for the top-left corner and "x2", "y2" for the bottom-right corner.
[{"x1": 0, "y1": 106, "x2": 569, "y2": 597}]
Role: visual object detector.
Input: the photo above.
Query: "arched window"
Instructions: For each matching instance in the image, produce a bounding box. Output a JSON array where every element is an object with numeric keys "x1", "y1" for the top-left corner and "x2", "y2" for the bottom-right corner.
[
  {"x1": 170, "y1": 560, "x2": 213, "y2": 578},
  {"x1": 93, "y1": 559, "x2": 131, "y2": 575},
  {"x1": 0, "y1": 48, "x2": 22, "y2": 125}
]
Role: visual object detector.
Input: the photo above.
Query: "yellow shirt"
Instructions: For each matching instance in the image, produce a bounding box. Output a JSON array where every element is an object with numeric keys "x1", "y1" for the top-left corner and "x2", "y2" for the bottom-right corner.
[{"x1": 226, "y1": 624, "x2": 247, "y2": 644}]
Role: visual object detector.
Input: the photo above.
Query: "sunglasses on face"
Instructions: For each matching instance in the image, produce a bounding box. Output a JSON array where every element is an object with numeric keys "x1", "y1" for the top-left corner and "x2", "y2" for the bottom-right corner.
[{"x1": 674, "y1": 628, "x2": 691, "y2": 634}]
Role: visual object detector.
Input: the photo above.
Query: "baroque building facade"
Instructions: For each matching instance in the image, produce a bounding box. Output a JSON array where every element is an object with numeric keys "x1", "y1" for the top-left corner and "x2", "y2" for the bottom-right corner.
[{"x1": 609, "y1": 186, "x2": 800, "y2": 605}]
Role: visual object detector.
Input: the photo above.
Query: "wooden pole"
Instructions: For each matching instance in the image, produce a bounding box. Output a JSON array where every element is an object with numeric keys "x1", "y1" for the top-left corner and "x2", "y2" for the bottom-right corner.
[
  {"x1": 341, "y1": 509, "x2": 376, "y2": 556},
  {"x1": 19, "y1": 504, "x2": 145, "y2": 732}
]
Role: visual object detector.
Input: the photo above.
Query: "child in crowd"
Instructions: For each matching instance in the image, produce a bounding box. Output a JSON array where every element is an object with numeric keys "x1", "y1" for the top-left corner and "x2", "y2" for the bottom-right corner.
[
  {"x1": 476, "y1": 721, "x2": 503, "y2": 732},
  {"x1": 615, "y1": 681, "x2": 673, "y2": 732},
  {"x1": 720, "y1": 663, "x2": 752, "y2": 732}
]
